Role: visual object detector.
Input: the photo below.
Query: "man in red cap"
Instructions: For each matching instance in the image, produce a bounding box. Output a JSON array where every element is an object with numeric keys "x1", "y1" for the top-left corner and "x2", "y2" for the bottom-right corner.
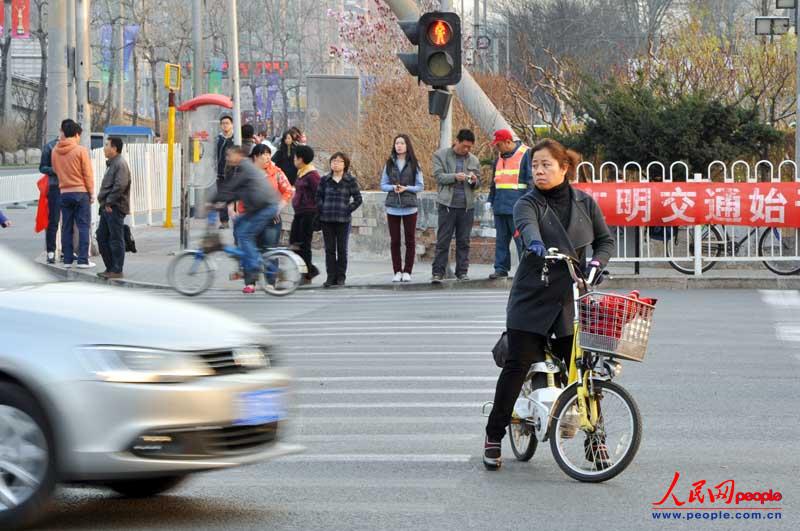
[{"x1": 487, "y1": 129, "x2": 532, "y2": 279}]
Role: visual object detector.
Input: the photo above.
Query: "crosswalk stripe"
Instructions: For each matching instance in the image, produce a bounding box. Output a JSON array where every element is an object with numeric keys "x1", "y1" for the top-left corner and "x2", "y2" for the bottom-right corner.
[
  {"x1": 295, "y1": 376, "x2": 496, "y2": 382},
  {"x1": 295, "y1": 388, "x2": 494, "y2": 395},
  {"x1": 275, "y1": 454, "x2": 472, "y2": 463},
  {"x1": 292, "y1": 402, "x2": 485, "y2": 409}
]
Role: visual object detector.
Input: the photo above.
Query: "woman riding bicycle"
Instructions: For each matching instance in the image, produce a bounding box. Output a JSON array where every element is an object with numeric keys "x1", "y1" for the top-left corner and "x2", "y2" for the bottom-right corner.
[
  {"x1": 210, "y1": 146, "x2": 281, "y2": 294},
  {"x1": 483, "y1": 139, "x2": 615, "y2": 470}
]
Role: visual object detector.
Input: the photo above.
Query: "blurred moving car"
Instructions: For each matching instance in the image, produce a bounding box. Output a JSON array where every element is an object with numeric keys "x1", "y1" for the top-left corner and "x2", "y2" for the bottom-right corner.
[{"x1": 0, "y1": 245, "x2": 299, "y2": 529}]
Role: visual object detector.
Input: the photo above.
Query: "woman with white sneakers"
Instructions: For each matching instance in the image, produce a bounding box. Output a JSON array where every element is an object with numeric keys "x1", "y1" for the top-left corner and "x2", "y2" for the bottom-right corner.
[{"x1": 380, "y1": 134, "x2": 424, "y2": 282}]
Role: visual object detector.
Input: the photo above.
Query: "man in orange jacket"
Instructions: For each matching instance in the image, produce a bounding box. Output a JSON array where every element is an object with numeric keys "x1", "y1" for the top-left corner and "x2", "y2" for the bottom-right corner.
[{"x1": 51, "y1": 121, "x2": 95, "y2": 268}]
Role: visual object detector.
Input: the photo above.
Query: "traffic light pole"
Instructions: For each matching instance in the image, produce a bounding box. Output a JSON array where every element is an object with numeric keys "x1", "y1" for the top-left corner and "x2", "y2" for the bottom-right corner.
[{"x1": 438, "y1": 0, "x2": 453, "y2": 150}]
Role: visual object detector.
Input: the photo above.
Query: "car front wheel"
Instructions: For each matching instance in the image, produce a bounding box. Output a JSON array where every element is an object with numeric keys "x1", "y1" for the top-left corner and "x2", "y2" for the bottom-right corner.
[{"x1": 0, "y1": 382, "x2": 56, "y2": 530}]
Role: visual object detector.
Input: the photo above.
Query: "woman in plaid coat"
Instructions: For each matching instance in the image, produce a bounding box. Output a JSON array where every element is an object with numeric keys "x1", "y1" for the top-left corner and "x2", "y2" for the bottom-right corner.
[{"x1": 315, "y1": 152, "x2": 363, "y2": 288}]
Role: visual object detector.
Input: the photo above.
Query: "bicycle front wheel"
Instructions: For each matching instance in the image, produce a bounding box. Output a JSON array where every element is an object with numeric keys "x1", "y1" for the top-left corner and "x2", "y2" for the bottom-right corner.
[
  {"x1": 261, "y1": 250, "x2": 303, "y2": 296},
  {"x1": 167, "y1": 251, "x2": 215, "y2": 296},
  {"x1": 549, "y1": 380, "x2": 642, "y2": 483},
  {"x1": 759, "y1": 228, "x2": 800, "y2": 275},
  {"x1": 666, "y1": 225, "x2": 724, "y2": 275}
]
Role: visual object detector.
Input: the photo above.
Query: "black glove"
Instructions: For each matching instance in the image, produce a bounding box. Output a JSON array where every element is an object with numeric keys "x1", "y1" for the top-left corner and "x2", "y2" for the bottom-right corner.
[{"x1": 584, "y1": 259, "x2": 601, "y2": 285}]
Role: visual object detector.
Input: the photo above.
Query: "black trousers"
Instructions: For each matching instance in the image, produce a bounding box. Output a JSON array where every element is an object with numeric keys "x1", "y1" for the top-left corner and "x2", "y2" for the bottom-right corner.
[
  {"x1": 45, "y1": 184, "x2": 61, "y2": 253},
  {"x1": 290, "y1": 212, "x2": 318, "y2": 277},
  {"x1": 96, "y1": 206, "x2": 126, "y2": 273},
  {"x1": 321, "y1": 221, "x2": 351, "y2": 282},
  {"x1": 216, "y1": 178, "x2": 229, "y2": 223},
  {"x1": 432, "y1": 205, "x2": 474, "y2": 277},
  {"x1": 485, "y1": 328, "x2": 573, "y2": 441}
]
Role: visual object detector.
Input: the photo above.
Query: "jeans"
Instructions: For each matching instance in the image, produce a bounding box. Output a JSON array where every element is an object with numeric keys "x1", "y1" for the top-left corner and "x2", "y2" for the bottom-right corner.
[
  {"x1": 46, "y1": 184, "x2": 61, "y2": 253},
  {"x1": 493, "y1": 213, "x2": 523, "y2": 274},
  {"x1": 258, "y1": 218, "x2": 282, "y2": 251},
  {"x1": 96, "y1": 206, "x2": 126, "y2": 273},
  {"x1": 485, "y1": 329, "x2": 573, "y2": 441},
  {"x1": 432, "y1": 205, "x2": 474, "y2": 277},
  {"x1": 321, "y1": 221, "x2": 351, "y2": 282},
  {"x1": 387, "y1": 213, "x2": 417, "y2": 274},
  {"x1": 233, "y1": 205, "x2": 278, "y2": 284},
  {"x1": 290, "y1": 212, "x2": 319, "y2": 277},
  {"x1": 60, "y1": 192, "x2": 91, "y2": 264}
]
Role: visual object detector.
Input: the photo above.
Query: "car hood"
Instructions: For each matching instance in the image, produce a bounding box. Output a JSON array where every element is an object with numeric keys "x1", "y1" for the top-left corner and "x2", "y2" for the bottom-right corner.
[{"x1": 0, "y1": 282, "x2": 269, "y2": 351}]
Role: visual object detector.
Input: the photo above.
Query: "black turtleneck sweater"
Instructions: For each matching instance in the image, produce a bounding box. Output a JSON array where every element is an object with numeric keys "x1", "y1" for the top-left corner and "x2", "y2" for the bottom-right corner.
[{"x1": 538, "y1": 179, "x2": 572, "y2": 229}]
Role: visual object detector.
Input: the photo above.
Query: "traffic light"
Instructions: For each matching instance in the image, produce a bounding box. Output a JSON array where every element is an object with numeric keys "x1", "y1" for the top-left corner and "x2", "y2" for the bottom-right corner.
[{"x1": 398, "y1": 12, "x2": 462, "y2": 87}]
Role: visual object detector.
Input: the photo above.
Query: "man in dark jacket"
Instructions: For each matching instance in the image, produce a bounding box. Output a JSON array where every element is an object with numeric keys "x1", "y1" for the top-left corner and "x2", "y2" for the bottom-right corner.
[
  {"x1": 212, "y1": 146, "x2": 280, "y2": 293},
  {"x1": 215, "y1": 115, "x2": 235, "y2": 228},
  {"x1": 241, "y1": 123, "x2": 257, "y2": 155},
  {"x1": 39, "y1": 118, "x2": 75, "y2": 263},
  {"x1": 96, "y1": 137, "x2": 132, "y2": 279}
]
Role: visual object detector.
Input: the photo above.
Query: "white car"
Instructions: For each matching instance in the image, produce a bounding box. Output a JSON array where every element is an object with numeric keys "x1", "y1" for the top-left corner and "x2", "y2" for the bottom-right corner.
[{"x1": 0, "y1": 246, "x2": 299, "y2": 529}]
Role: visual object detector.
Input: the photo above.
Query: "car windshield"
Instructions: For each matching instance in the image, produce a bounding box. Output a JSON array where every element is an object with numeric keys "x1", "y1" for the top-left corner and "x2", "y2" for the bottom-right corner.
[{"x1": 0, "y1": 245, "x2": 55, "y2": 288}]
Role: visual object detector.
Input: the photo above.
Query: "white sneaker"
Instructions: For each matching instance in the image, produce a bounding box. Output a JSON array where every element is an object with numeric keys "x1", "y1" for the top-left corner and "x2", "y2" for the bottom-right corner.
[
  {"x1": 392, "y1": 272, "x2": 402, "y2": 282},
  {"x1": 46, "y1": 252, "x2": 55, "y2": 264},
  {"x1": 76, "y1": 261, "x2": 96, "y2": 269},
  {"x1": 402, "y1": 272, "x2": 411, "y2": 282},
  {"x1": 64, "y1": 263, "x2": 73, "y2": 269}
]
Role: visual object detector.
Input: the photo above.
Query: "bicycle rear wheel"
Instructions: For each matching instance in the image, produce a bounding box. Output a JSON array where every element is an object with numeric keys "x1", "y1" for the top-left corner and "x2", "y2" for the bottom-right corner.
[
  {"x1": 759, "y1": 228, "x2": 800, "y2": 275},
  {"x1": 549, "y1": 380, "x2": 641, "y2": 483},
  {"x1": 666, "y1": 225, "x2": 724, "y2": 275},
  {"x1": 508, "y1": 420, "x2": 537, "y2": 461},
  {"x1": 261, "y1": 250, "x2": 302, "y2": 296},
  {"x1": 167, "y1": 251, "x2": 215, "y2": 296}
]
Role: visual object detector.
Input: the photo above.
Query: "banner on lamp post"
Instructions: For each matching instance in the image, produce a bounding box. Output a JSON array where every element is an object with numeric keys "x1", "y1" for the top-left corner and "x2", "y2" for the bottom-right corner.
[{"x1": 0, "y1": 0, "x2": 31, "y2": 39}]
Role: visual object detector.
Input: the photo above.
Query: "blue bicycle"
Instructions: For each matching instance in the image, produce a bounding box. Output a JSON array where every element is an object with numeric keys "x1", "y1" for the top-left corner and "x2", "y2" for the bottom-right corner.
[{"x1": 167, "y1": 216, "x2": 306, "y2": 296}]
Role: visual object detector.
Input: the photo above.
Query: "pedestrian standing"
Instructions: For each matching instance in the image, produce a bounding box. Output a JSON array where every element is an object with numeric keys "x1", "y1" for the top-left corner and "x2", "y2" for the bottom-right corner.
[
  {"x1": 96, "y1": 137, "x2": 132, "y2": 279},
  {"x1": 273, "y1": 130, "x2": 299, "y2": 185},
  {"x1": 380, "y1": 134, "x2": 424, "y2": 282},
  {"x1": 243, "y1": 143, "x2": 294, "y2": 250},
  {"x1": 487, "y1": 129, "x2": 532, "y2": 279},
  {"x1": 39, "y1": 119, "x2": 74, "y2": 263},
  {"x1": 289, "y1": 145, "x2": 321, "y2": 283},
  {"x1": 51, "y1": 121, "x2": 95, "y2": 269},
  {"x1": 431, "y1": 129, "x2": 481, "y2": 283},
  {"x1": 0, "y1": 209, "x2": 10, "y2": 228},
  {"x1": 215, "y1": 115, "x2": 235, "y2": 228},
  {"x1": 316, "y1": 152, "x2": 363, "y2": 288}
]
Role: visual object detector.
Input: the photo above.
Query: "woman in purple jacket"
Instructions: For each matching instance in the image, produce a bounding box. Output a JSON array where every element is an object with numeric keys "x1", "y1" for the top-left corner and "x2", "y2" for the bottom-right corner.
[{"x1": 289, "y1": 145, "x2": 321, "y2": 283}]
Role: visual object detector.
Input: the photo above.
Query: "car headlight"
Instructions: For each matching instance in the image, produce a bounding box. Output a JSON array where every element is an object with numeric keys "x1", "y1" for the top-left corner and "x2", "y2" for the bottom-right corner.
[{"x1": 78, "y1": 346, "x2": 213, "y2": 383}]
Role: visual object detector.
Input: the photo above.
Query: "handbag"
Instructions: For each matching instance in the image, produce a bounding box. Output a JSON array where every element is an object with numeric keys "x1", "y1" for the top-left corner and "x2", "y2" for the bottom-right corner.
[{"x1": 491, "y1": 331, "x2": 509, "y2": 368}]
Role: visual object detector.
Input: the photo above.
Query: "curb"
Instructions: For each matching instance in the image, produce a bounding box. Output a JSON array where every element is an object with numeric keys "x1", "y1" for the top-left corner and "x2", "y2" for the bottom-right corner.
[{"x1": 40, "y1": 259, "x2": 800, "y2": 292}]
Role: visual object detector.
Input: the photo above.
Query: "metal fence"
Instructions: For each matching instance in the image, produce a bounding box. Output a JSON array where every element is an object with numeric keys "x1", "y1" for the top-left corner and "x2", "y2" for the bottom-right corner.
[
  {"x1": 578, "y1": 159, "x2": 800, "y2": 275},
  {"x1": 0, "y1": 173, "x2": 40, "y2": 207}
]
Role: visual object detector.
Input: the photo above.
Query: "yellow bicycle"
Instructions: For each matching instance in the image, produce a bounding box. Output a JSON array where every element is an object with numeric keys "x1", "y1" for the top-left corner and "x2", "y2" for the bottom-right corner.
[{"x1": 492, "y1": 248, "x2": 656, "y2": 482}]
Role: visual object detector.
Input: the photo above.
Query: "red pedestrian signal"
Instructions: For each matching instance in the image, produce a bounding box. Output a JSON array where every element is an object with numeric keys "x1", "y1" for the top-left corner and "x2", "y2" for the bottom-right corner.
[{"x1": 428, "y1": 20, "x2": 452, "y2": 47}]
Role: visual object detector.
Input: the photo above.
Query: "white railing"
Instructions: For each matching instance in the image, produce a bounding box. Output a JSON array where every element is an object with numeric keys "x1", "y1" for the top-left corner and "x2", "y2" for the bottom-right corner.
[
  {"x1": 90, "y1": 143, "x2": 182, "y2": 226},
  {"x1": 0, "y1": 173, "x2": 40, "y2": 206},
  {"x1": 578, "y1": 159, "x2": 800, "y2": 275}
]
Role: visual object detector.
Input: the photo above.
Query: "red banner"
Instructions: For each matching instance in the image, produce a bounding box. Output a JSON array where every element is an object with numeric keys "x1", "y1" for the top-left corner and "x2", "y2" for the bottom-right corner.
[
  {"x1": 0, "y1": 0, "x2": 30, "y2": 39},
  {"x1": 573, "y1": 182, "x2": 800, "y2": 227}
]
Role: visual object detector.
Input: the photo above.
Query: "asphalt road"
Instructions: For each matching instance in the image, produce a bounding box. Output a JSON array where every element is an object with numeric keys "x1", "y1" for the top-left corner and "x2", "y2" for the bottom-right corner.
[{"x1": 22, "y1": 285, "x2": 795, "y2": 531}]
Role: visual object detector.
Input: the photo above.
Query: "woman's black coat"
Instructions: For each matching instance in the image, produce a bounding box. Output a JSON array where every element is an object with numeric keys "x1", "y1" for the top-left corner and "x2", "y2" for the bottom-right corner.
[{"x1": 506, "y1": 185, "x2": 615, "y2": 337}]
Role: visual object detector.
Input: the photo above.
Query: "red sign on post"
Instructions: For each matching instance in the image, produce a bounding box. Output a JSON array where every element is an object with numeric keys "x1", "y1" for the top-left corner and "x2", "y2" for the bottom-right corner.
[
  {"x1": 0, "y1": 0, "x2": 31, "y2": 39},
  {"x1": 573, "y1": 182, "x2": 800, "y2": 227}
]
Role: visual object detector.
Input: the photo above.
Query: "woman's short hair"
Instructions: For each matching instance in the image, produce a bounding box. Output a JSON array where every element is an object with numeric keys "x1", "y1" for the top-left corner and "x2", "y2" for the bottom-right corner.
[{"x1": 329, "y1": 152, "x2": 350, "y2": 174}]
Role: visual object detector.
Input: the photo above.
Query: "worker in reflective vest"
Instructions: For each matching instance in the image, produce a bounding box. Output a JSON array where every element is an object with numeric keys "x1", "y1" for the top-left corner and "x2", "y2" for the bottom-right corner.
[{"x1": 487, "y1": 129, "x2": 532, "y2": 280}]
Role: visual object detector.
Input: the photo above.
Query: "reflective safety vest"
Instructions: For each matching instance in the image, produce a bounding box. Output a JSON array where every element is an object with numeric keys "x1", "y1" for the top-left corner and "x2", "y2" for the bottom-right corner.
[{"x1": 494, "y1": 145, "x2": 529, "y2": 190}]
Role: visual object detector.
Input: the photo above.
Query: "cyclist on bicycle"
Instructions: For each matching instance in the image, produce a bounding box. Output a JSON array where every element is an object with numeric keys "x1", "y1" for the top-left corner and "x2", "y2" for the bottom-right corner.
[
  {"x1": 484, "y1": 139, "x2": 615, "y2": 470},
  {"x1": 210, "y1": 146, "x2": 281, "y2": 294}
]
